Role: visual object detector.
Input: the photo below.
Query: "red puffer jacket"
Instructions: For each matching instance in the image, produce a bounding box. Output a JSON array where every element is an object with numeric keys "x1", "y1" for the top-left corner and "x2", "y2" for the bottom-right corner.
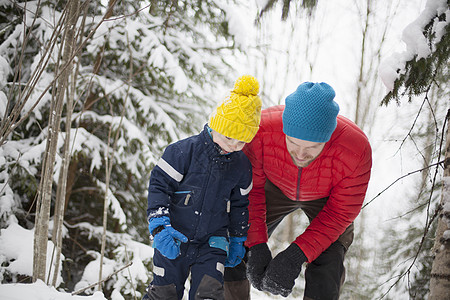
[{"x1": 243, "y1": 105, "x2": 372, "y2": 262}]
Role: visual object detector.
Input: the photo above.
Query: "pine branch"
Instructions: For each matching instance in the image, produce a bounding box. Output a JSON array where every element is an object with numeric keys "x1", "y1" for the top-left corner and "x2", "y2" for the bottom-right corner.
[{"x1": 0, "y1": 0, "x2": 119, "y2": 146}]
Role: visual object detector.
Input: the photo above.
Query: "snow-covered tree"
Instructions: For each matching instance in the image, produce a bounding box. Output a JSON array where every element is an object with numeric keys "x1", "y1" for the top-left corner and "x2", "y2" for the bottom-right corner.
[
  {"x1": 380, "y1": 0, "x2": 448, "y2": 105},
  {"x1": 0, "y1": 0, "x2": 246, "y2": 297},
  {"x1": 378, "y1": 0, "x2": 449, "y2": 298}
]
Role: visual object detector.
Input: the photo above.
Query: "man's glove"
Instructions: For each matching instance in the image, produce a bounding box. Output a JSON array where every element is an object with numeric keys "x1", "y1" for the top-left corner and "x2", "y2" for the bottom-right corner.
[
  {"x1": 262, "y1": 243, "x2": 307, "y2": 297},
  {"x1": 225, "y1": 236, "x2": 247, "y2": 267},
  {"x1": 246, "y1": 243, "x2": 272, "y2": 291},
  {"x1": 148, "y1": 216, "x2": 188, "y2": 259}
]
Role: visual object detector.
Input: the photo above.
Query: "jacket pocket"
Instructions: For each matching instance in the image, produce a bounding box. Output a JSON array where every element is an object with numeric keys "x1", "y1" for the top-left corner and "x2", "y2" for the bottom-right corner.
[
  {"x1": 172, "y1": 190, "x2": 193, "y2": 206},
  {"x1": 208, "y1": 236, "x2": 229, "y2": 254}
]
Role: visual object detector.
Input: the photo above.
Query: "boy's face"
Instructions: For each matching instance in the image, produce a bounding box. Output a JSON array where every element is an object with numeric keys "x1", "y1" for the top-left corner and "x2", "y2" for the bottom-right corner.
[
  {"x1": 211, "y1": 131, "x2": 246, "y2": 154},
  {"x1": 285, "y1": 135, "x2": 326, "y2": 168}
]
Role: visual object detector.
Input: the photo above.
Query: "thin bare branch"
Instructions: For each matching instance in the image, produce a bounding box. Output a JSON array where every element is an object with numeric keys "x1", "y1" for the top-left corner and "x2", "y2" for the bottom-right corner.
[
  {"x1": 71, "y1": 262, "x2": 133, "y2": 296},
  {"x1": 362, "y1": 160, "x2": 444, "y2": 209},
  {"x1": 376, "y1": 107, "x2": 449, "y2": 299},
  {"x1": 377, "y1": 206, "x2": 440, "y2": 299},
  {"x1": 0, "y1": 0, "x2": 119, "y2": 146}
]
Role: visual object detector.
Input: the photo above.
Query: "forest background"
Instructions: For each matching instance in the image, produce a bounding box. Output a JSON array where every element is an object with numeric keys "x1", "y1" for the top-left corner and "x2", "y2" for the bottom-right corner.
[{"x1": 0, "y1": 0, "x2": 448, "y2": 299}]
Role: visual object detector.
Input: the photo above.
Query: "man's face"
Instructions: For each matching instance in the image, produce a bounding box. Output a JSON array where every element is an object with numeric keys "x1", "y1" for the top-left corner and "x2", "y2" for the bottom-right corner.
[
  {"x1": 285, "y1": 135, "x2": 326, "y2": 168},
  {"x1": 212, "y1": 131, "x2": 246, "y2": 154}
]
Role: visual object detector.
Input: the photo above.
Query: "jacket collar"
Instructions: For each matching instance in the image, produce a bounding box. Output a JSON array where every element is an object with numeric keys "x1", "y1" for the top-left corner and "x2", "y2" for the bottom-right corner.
[{"x1": 201, "y1": 124, "x2": 235, "y2": 161}]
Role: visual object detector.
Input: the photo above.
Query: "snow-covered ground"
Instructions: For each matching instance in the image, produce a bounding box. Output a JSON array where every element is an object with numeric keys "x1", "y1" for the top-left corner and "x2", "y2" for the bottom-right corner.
[
  {"x1": 0, "y1": 281, "x2": 107, "y2": 300},
  {"x1": 0, "y1": 280, "x2": 286, "y2": 300},
  {"x1": 0, "y1": 220, "x2": 288, "y2": 299}
]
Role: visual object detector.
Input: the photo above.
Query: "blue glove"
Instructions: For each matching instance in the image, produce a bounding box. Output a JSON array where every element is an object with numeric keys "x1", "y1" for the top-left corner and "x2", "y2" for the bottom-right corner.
[
  {"x1": 148, "y1": 216, "x2": 188, "y2": 259},
  {"x1": 225, "y1": 236, "x2": 247, "y2": 267},
  {"x1": 148, "y1": 215, "x2": 171, "y2": 234}
]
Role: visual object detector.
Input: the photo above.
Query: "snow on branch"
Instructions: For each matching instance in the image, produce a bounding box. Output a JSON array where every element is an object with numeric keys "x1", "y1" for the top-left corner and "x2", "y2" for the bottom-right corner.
[{"x1": 379, "y1": 0, "x2": 449, "y2": 93}]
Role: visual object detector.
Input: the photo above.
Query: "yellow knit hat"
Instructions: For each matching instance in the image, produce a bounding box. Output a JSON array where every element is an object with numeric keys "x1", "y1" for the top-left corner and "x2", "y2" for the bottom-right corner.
[{"x1": 209, "y1": 75, "x2": 262, "y2": 143}]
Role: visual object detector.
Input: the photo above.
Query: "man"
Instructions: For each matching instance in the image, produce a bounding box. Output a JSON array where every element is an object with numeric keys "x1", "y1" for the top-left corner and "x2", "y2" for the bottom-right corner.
[{"x1": 223, "y1": 82, "x2": 372, "y2": 300}]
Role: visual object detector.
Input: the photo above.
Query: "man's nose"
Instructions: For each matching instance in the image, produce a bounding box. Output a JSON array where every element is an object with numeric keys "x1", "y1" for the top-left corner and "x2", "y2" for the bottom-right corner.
[{"x1": 295, "y1": 148, "x2": 307, "y2": 158}]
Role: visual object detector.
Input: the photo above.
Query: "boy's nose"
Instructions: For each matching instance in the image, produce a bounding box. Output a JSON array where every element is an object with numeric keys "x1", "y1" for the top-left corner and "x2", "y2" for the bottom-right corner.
[{"x1": 230, "y1": 144, "x2": 239, "y2": 151}]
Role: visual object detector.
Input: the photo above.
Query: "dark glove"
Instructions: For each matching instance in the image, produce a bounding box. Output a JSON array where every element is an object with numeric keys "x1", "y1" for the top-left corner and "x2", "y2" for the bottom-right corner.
[
  {"x1": 246, "y1": 243, "x2": 272, "y2": 291},
  {"x1": 149, "y1": 216, "x2": 188, "y2": 259},
  {"x1": 262, "y1": 243, "x2": 307, "y2": 297},
  {"x1": 225, "y1": 236, "x2": 247, "y2": 267}
]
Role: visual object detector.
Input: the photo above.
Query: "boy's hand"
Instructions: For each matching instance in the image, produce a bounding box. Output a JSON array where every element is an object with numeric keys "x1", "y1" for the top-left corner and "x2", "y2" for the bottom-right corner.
[
  {"x1": 225, "y1": 236, "x2": 247, "y2": 267},
  {"x1": 153, "y1": 226, "x2": 188, "y2": 259},
  {"x1": 148, "y1": 216, "x2": 187, "y2": 259}
]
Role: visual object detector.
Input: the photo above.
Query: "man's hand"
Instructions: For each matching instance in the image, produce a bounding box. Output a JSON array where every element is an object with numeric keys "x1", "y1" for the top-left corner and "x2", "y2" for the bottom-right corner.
[
  {"x1": 262, "y1": 243, "x2": 307, "y2": 297},
  {"x1": 246, "y1": 243, "x2": 272, "y2": 290}
]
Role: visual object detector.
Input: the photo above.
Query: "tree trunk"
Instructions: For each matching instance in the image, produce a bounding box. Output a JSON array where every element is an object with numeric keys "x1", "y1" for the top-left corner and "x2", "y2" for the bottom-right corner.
[
  {"x1": 51, "y1": 0, "x2": 80, "y2": 286},
  {"x1": 32, "y1": 0, "x2": 76, "y2": 283},
  {"x1": 97, "y1": 1, "x2": 119, "y2": 291},
  {"x1": 429, "y1": 110, "x2": 450, "y2": 299},
  {"x1": 98, "y1": 141, "x2": 112, "y2": 291}
]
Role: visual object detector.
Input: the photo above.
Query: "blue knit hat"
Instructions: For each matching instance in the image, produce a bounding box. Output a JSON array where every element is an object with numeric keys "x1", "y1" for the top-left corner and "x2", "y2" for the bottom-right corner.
[{"x1": 282, "y1": 82, "x2": 339, "y2": 143}]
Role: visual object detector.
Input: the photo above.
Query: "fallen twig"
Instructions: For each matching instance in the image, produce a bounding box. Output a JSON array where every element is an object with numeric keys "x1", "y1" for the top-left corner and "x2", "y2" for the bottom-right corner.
[{"x1": 71, "y1": 261, "x2": 133, "y2": 296}]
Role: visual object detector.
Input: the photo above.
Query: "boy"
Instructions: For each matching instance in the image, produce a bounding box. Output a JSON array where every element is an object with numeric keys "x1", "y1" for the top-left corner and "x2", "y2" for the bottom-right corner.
[{"x1": 143, "y1": 75, "x2": 262, "y2": 300}]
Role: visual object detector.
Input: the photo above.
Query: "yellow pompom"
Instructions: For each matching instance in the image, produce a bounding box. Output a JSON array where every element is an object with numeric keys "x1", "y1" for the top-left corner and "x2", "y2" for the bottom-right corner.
[
  {"x1": 233, "y1": 75, "x2": 259, "y2": 96},
  {"x1": 209, "y1": 74, "x2": 262, "y2": 143}
]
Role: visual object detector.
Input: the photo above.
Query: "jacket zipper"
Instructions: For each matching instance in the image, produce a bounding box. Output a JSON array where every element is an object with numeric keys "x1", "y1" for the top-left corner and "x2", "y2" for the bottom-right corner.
[
  {"x1": 193, "y1": 159, "x2": 213, "y2": 239},
  {"x1": 296, "y1": 168, "x2": 302, "y2": 201}
]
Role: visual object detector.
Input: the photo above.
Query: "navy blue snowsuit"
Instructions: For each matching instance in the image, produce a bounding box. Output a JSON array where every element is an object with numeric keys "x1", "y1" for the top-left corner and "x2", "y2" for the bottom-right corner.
[{"x1": 145, "y1": 125, "x2": 252, "y2": 300}]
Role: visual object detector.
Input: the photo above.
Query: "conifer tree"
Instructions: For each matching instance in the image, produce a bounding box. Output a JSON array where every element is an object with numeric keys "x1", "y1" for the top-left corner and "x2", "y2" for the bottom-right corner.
[
  {"x1": 0, "y1": 0, "x2": 243, "y2": 297},
  {"x1": 381, "y1": 5, "x2": 449, "y2": 105},
  {"x1": 379, "y1": 1, "x2": 449, "y2": 298}
]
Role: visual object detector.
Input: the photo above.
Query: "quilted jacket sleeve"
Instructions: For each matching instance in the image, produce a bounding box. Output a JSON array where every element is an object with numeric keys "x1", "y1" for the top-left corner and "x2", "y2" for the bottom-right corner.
[
  {"x1": 294, "y1": 141, "x2": 372, "y2": 262},
  {"x1": 242, "y1": 133, "x2": 269, "y2": 247},
  {"x1": 146, "y1": 143, "x2": 187, "y2": 220},
  {"x1": 228, "y1": 156, "x2": 253, "y2": 238}
]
